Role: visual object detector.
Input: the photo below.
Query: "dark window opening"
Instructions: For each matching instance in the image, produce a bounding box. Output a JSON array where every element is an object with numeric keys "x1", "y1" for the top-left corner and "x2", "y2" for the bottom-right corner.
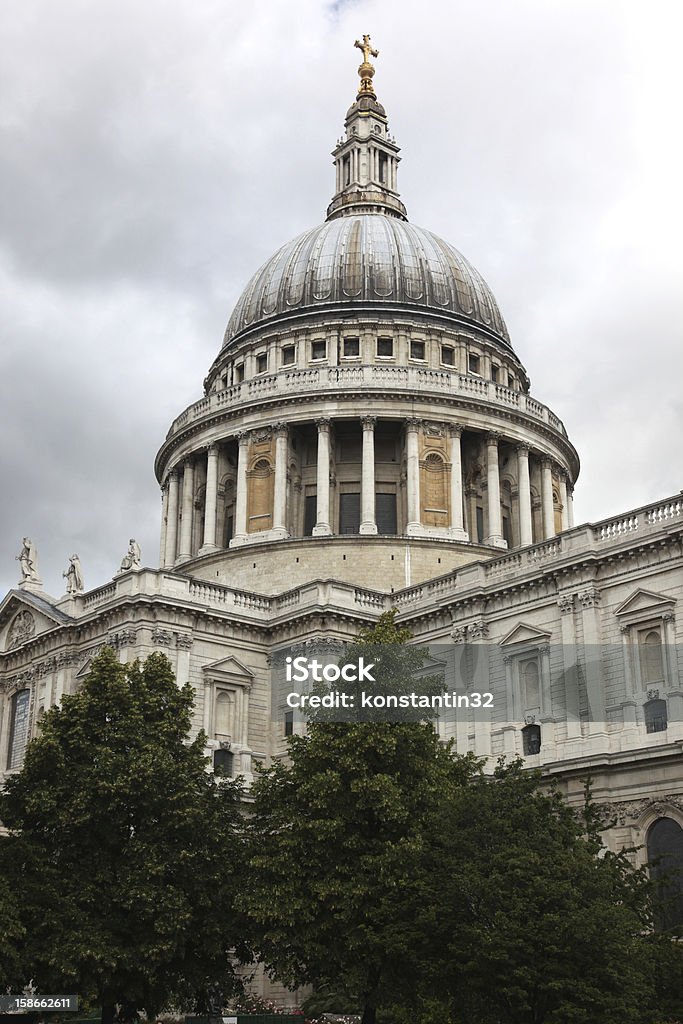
[
  {"x1": 224, "y1": 513, "x2": 234, "y2": 547},
  {"x1": 410, "y1": 340, "x2": 426, "y2": 360},
  {"x1": 522, "y1": 723, "x2": 541, "y2": 756},
  {"x1": 7, "y1": 689, "x2": 30, "y2": 770},
  {"x1": 502, "y1": 515, "x2": 511, "y2": 546},
  {"x1": 256, "y1": 353, "x2": 268, "y2": 374},
  {"x1": 648, "y1": 818, "x2": 683, "y2": 932},
  {"x1": 213, "y1": 748, "x2": 233, "y2": 775},
  {"x1": 311, "y1": 340, "x2": 327, "y2": 361},
  {"x1": 343, "y1": 337, "x2": 360, "y2": 357},
  {"x1": 645, "y1": 698, "x2": 668, "y2": 734},
  {"x1": 284, "y1": 710, "x2": 294, "y2": 737},
  {"x1": 304, "y1": 495, "x2": 317, "y2": 536},
  {"x1": 377, "y1": 337, "x2": 394, "y2": 357},
  {"x1": 235, "y1": 364, "x2": 245, "y2": 383},
  {"x1": 376, "y1": 493, "x2": 398, "y2": 535},
  {"x1": 339, "y1": 492, "x2": 361, "y2": 534},
  {"x1": 491, "y1": 365, "x2": 499, "y2": 383},
  {"x1": 476, "y1": 506, "x2": 484, "y2": 543},
  {"x1": 343, "y1": 154, "x2": 351, "y2": 186},
  {"x1": 282, "y1": 345, "x2": 295, "y2": 366},
  {"x1": 441, "y1": 346, "x2": 455, "y2": 366},
  {"x1": 379, "y1": 152, "x2": 388, "y2": 183},
  {"x1": 468, "y1": 353, "x2": 480, "y2": 374}
]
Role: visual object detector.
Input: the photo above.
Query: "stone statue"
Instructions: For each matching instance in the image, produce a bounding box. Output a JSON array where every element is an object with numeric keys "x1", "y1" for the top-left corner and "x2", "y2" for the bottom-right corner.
[
  {"x1": 63, "y1": 554, "x2": 84, "y2": 594},
  {"x1": 119, "y1": 538, "x2": 142, "y2": 572},
  {"x1": 16, "y1": 537, "x2": 42, "y2": 586}
]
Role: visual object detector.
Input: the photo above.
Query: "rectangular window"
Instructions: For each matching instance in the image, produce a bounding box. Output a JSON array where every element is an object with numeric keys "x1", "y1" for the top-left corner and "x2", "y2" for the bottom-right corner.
[
  {"x1": 376, "y1": 493, "x2": 398, "y2": 535},
  {"x1": 491, "y1": 365, "x2": 499, "y2": 383},
  {"x1": 377, "y1": 337, "x2": 394, "y2": 357},
  {"x1": 343, "y1": 337, "x2": 360, "y2": 357},
  {"x1": 476, "y1": 506, "x2": 484, "y2": 543},
  {"x1": 441, "y1": 345, "x2": 455, "y2": 366},
  {"x1": 507, "y1": 373, "x2": 514, "y2": 389},
  {"x1": 281, "y1": 345, "x2": 295, "y2": 366},
  {"x1": 7, "y1": 689, "x2": 30, "y2": 770},
  {"x1": 235, "y1": 364, "x2": 245, "y2": 383},
  {"x1": 502, "y1": 515, "x2": 511, "y2": 546},
  {"x1": 224, "y1": 513, "x2": 234, "y2": 546},
  {"x1": 468, "y1": 353, "x2": 480, "y2": 374},
  {"x1": 256, "y1": 353, "x2": 268, "y2": 374},
  {"x1": 343, "y1": 154, "x2": 351, "y2": 186},
  {"x1": 311, "y1": 340, "x2": 327, "y2": 361},
  {"x1": 284, "y1": 710, "x2": 294, "y2": 737},
  {"x1": 339, "y1": 492, "x2": 361, "y2": 534},
  {"x1": 410, "y1": 340, "x2": 426, "y2": 360},
  {"x1": 304, "y1": 494, "x2": 317, "y2": 535}
]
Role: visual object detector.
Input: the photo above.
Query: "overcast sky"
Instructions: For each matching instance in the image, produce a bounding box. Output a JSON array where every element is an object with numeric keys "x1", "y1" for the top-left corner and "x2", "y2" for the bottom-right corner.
[{"x1": 1, "y1": 0, "x2": 682, "y2": 598}]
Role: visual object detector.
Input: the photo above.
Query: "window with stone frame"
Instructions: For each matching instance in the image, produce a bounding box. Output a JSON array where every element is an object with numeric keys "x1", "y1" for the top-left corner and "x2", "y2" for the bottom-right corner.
[
  {"x1": 377, "y1": 337, "x2": 394, "y2": 357},
  {"x1": 281, "y1": 345, "x2": 296, "y2": 366},
  {"x1": 647, "y1": 817, "x2": 683, "y2": 931},
  {"x1": 441, "y1": 345, "x2": 455, "y2": 366},
  {"x1": 343, "y1": 337, "x2": 360, "y2": 358},
  {"x1": 256, "y1": 352, "x2": 268, "y2": 374},
  {"x1": 213, "y1": 748, "x2": 234, "y2": 775},
  {"x1": 284, "y1": 710, "x2": 294, "y2": 737},
  {"x1": 311, "y1": 340, "x2": 327, "y2": 361},
  {"x1": 214, "y1": 689, "x2": 236, "y2": 739},
  {"x1": 6, "y1": 689, "x2": 30, "y2": 770}
]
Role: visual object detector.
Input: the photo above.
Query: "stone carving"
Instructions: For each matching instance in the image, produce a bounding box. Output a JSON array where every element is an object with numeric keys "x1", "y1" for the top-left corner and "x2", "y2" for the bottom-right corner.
[
  {"x1": 450, "y1": 626, "x2": 467, "y2": 644},
  {"x1": 107, "y1": 629, "x2": 137, "y2": 649},
  {"x1": 579, "y1": 588, "x2": 601, "y2": 609},
  {"x1": 119, "y1": 539, "x2": 141, "y2": 573},
  {"x1": 16, "y1": 538, "x2": 42, "y2": 587},
  {"x1": 647, "y1": 688, "x2": 660, "y2": 700},
  {"x1": 469, "y1": 620, "x2": 490, "y2": 641},
  {"x1": 152, "y1": 627, "x2": 173, "y2": 646},
  {"x1": 557, "y1": 595, "x2": 574, "y2": 614},
  {"x1": 63, "y1": 554, "x2": 84, "y2": 595},
  {"x1": 8, "y1": 610, "x2": 36, "y2": 650},
  {"x1": 423, "y1": 422, "x2": 445, "y2": 438},
  {"x1": 619, "y1": 623, "x2": 631, "y2": 635},
  {"x1": 176, "y1": 634, "x2": 194, "y2": 649}
]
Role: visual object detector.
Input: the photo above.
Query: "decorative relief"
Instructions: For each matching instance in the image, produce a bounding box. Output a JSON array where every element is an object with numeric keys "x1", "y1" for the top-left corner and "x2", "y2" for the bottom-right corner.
[
  {"x1": 450, "y1": 626, "x2": 467, "y2": 644},
  {"x1": 361, "y1": 415, "x2": 377, "y2": 430},
  {"x1": 423, "y1": 422, "x2": 445, "y2": 438},
  {"x1": 176, "y1": 634, "x2": 194, "y2": 650},
  {"x1": 605, "y1": 797, "x2": 683, "y2": 827},
  {"x1": 7, "y1": 610, "x2": 36, "y2": 650},
  {"x1": 469, "y1": 620, "x2": 490, "y2": 641},
  {"x1": 619, "y1": 624, "x2": 631, "y2": 635},
  {"x1": 152, "y1": 628, "x2": 173, "y2": 646},
  {"x1": 647, "y1": 688, "x2": 660, "y2": 701},
  {"x1": 251, "y1": 428, "x2": 272, "y2": 444},
  {"x1": 107, "y1": 629, "x2": 137, "y2": 649},
  {"x1": 557, "y1": 595, "x2": 574, "y2": 614},
  {"x1": 578, "y1": 588, "x2": 601, "y2": 609}
]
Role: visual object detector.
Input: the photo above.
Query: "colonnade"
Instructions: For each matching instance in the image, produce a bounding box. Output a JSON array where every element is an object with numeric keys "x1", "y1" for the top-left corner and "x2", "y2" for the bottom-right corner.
[{"x1": 159, "y1": 418, "x2": 574, "y2": 567}]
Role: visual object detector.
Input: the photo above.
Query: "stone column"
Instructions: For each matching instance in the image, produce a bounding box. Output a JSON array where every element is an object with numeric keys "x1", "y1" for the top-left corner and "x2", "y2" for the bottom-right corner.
[
  {"x1": 558, "y1": 471, "x2": 570, "y2": 531},
  {"x1": 164, "y1": 469, "x2": 179, "y2": 568},
  {"x1": 541, "y1": 459, "x2": 555, "y2": 540},
  {"x1": 359, "y1": 416, "x2": 377, "y2": 535},
  {"x1": 177, "y1": 459, "x2": 195, "y2": 562},
  {"x1": 159, "y1": 483, "x2": 169, "y2": 568},
  {"x1": 200, "y1": 444, "x2": 220, "y2": 553},
  {"x1": 579, "y1": 588, "x2": 606, "y2": 738},
  {"x1": 484, "y1": 433, "x2": 505, "y2": 548},
  {"x1": 405, "y1": 419, "x2": 422, "y2": 535},
  {"x1": 312, "y1": 418, "x2": 332, "y2": 536},
  {"x1": 567, "y1": 484, "x2": 575, "y2": 527},
  {"x1": 516, "y1": 444, "x2": 533, "y2": 547},
  {"x1": 448, "y1": 425, "x2": 468, "y2": 540},
  {"x1": 231, "y1": 432, "x2": 250, "y2": 545},
  {"x1": 273, "y1": 423, "x2": 289, "y2": 538}
]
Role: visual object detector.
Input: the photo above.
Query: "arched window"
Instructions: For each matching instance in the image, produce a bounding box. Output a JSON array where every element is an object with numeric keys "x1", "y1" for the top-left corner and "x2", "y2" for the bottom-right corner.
[
  {"x1": 522, "y1": 658, "x2": 540, "y2": 710},
  {"x1": 522, "y1": 723, "x2": 541, "y2": 756},
  {"x1": 7, "y1": 689, "x2": 30, "y2": 770},
  {"x1": 647, "y1": 817, "x2": 683, "y2": 932},
  {"x1": 640, "y1": 629, "x2": 664, "y2": 685},
  {"x1": 214, "y1": 691, "x2": 235, "y2": 738},
  {"x1": 644, "y1": 698, "x2": 667, "y2": 734},
  {"x1": 213, "y1": 748, "x2": 233, "y2": 775}
]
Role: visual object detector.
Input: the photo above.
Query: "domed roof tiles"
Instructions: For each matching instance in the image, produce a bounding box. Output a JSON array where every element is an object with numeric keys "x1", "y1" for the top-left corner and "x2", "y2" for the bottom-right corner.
[{"x1": 223, "y1": 214, "x2": 511, "y2": 349}]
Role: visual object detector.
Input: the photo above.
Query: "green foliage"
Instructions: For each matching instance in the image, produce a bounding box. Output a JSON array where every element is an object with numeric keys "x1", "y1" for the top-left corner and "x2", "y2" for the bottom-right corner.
[
  {"x1": 243, "y1": 611, "x2": 479, "y2": 1024},
  {"x1": 0, "y1": 647, "x2": 247, "y2": 1017}
]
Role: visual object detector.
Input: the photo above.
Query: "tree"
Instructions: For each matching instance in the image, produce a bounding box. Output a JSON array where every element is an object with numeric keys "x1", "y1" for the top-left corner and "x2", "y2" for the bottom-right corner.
[
  {"x1": 0, "y1": 647, "x2": 247, "y2": 1021},
  {"x1": 411, "y1": 761, "x2": 662, "y2": 1024},
  {"x1": 242, "y1": 611, "x2": 479, "y2": 1024}
]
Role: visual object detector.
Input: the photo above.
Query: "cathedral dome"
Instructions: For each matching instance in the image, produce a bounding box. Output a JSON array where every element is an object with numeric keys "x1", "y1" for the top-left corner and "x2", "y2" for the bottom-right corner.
[{"x1": 222, "y1": 214, "x2": 511, "y2": 350}]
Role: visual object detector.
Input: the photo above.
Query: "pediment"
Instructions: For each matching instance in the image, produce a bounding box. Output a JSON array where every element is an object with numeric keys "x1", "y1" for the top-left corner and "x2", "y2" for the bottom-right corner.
[
  {"x1": 202, "y1": 655, "x2": 255, "y2": 684},
  {"x1": 0, "y1": 590, "x2": 72, "y2": 653},
  {"x1": 499, "y1": 622, "x2": 552, "y2": 648},
  {"x1": 614, "y1": 589, "x2": 675, "y2": 619}
]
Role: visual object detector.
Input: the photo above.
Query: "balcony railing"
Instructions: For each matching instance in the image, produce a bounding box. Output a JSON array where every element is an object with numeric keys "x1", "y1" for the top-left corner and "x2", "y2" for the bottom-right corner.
[{"x1": 166, "y1": 365, "x2": 568, "y2": 440}]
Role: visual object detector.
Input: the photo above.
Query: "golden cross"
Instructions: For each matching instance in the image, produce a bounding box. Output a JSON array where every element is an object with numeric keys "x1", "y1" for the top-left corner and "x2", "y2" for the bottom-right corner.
[{"x1": 354, "y1": 34, "x2": 379, "y2": 65}]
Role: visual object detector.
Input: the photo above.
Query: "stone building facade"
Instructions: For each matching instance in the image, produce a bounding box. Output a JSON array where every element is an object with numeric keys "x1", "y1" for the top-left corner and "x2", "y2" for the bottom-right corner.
[{"x1": 2, "y1": 49, "x2": 682, "y2": 919}]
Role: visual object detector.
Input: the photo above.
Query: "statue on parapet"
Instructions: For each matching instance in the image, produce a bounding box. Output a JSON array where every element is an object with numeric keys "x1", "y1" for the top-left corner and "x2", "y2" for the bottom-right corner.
[
  {"x1": 16, "y1": 537, "x2": 42, "y2": 588},
  {"x1": 63, "y1": 554, "x2": 84, "y2": 594},
  {"x1": 119, "y1": 538, "x2": 142, "y2": 572}
]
